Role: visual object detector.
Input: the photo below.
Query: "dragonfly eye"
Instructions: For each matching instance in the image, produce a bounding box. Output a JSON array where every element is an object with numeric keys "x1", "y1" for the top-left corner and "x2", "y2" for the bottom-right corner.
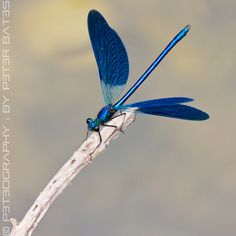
[{"x1": 86, "y1": 118, "x2": 93, "y2": 124}]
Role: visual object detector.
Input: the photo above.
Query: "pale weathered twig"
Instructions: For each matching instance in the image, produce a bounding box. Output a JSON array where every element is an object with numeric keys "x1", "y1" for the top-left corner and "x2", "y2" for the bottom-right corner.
[{"x1": 10, "y1": 112, "x2": 135, "y2": 236}]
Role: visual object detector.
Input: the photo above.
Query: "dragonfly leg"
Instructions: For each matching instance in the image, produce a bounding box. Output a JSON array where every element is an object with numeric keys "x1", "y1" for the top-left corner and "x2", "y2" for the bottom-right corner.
[
  {"x1": 85, "y1": 129, "x2": 93, "y2": 161},
  {"x1": 88, "y1": 129, "x2": 102, "y2": 157},
  {"x1": 83, "y1": 129, "x2": 89, "y2": 143},
  {"x1": 110, "y1": 112, "x2": 127, "y2": 133},
  {"x1": 100, "y1": 123, "x2": 118, "y2": 146},
  {"x1": 101, "y1": 112, "x2": 126, "y2": 145},
  {"x1": 85, "y1": 129, "x2": 89, "y2": 141}
]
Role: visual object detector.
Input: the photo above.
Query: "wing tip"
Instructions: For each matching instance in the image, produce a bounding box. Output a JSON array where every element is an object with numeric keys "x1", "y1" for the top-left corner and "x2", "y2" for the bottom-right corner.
[
  {"x1": 88, "y1": 9, "x2": 104, "y2": 23},
  {"x1": 196, "y1": 111, "x2": 209, "y2": 121},
  {"x1": 88, "y1": 9, "x2": 99, "y2": 15}
]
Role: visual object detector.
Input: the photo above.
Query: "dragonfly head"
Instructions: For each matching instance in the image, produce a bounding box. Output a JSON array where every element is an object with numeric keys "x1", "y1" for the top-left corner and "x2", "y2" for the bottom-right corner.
[{"x1": 86, "y1": 118, "x2": 98, "y2": 131}]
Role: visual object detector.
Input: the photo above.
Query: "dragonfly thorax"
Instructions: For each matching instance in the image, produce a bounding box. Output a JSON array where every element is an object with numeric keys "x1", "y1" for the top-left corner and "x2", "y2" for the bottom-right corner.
[{"x1": 86, "y1": 104, "x2": 117, "y2": 132}]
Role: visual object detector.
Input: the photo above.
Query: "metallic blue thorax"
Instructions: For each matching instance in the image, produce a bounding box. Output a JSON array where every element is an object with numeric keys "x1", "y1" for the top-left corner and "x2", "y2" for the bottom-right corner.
[
  {"x1": 87, "y1": 104, "x2": 117, "y2": 131},
  {"x1": 97, "y1": 104, "x2": 116, "y2": 122}
]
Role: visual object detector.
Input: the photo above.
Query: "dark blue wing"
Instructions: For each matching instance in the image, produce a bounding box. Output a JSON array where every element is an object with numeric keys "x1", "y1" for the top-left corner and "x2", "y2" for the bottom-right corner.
[
  {"x1": 88, "y1": 10, "x2": 129, "y2": 104},
  {"x1": 122, "y1": 97, "x2": 194, "y2": 107},
  {"x1": 119, "y1": 97, "x2": 209, "y2": 121}
]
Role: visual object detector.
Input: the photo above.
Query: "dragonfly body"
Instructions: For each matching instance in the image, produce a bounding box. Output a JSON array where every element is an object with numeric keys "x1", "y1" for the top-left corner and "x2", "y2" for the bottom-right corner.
[{"x1": 86, "y1": 10, "x2": 209, "y2": 135}]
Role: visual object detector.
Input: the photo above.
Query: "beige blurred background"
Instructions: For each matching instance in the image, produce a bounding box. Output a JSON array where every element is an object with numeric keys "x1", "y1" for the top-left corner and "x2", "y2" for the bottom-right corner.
[{"x1": 6, "y1": 0, "x2": 236, "y2": 235}]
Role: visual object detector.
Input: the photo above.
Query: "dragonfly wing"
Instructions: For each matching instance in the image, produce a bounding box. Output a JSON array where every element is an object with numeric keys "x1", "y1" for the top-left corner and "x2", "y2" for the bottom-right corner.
[
  {"x1": 121, "y1": 97, "x2": 194, "y2": 107},
  {"x1": 88, "y1": 10, "x2": 129, "y2": 104},
  {"x1": 119, "y1": 98, "x2": 209, "y2": 121}
]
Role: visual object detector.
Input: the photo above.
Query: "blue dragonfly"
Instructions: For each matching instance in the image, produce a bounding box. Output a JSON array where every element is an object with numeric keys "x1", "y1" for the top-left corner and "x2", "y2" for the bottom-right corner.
[{"x1": 86, "y1": 10, "x2": 209, "y2": 147}]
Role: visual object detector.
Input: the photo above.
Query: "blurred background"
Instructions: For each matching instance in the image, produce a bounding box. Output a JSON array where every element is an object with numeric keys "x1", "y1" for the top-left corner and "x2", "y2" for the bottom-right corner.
[{"x1": 7, "y1": 0, "x2": 236, "y2": 235}]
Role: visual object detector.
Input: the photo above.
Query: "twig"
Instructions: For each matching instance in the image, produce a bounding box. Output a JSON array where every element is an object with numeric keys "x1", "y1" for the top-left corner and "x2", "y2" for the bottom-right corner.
[{"x1": 10, "y1": 112, "x2": 135, "y2": 236}]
